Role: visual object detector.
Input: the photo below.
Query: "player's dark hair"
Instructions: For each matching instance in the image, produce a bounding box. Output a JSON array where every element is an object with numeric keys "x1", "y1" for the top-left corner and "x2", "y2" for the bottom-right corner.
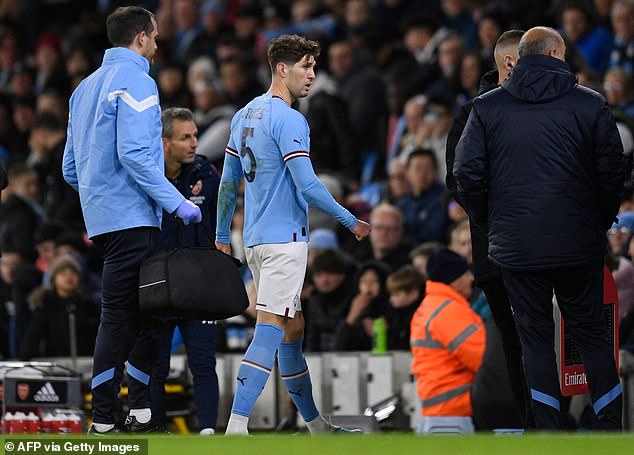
[
  {"x1": 106, "y1": 6, "x2": 155, "y2": 48},
  {"x1": 267, "y1": 34, "x2": 320, "y2": 72}
]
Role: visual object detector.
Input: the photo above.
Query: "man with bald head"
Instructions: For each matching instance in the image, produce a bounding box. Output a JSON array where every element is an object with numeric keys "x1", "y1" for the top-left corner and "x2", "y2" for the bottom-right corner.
[
  {"x1": 455, "y1": 27, "x2": 626, "y2": 430},
  {"x1": 446, "y1": 29, "x2": 535, "y2": 430}
]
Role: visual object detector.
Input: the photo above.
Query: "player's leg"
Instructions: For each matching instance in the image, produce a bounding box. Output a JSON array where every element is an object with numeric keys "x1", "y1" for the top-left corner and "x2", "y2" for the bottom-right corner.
[{"x1": 225, "y1": 244, "x2": 290, "y2": 435}]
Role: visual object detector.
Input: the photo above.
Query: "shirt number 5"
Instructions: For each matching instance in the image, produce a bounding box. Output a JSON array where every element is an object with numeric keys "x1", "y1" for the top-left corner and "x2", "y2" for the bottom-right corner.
[{"x1": 241, "y1": 127, "x2": 257, "y2": 182}]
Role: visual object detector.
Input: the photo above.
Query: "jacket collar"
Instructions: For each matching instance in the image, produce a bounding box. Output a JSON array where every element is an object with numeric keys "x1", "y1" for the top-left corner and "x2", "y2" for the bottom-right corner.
[
  {"x1": 424, "y1": 280, "x2": 469, "y2": 307},
  {"x1": 102, "y1": 47, "x2": 150, "y2": 74}
]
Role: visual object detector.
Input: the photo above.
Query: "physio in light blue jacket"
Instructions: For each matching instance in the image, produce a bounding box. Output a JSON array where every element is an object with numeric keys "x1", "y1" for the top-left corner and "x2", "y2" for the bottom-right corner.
[
  {"x1": 62, "y1": 46, "x2": 187, "y2": 238},
  {"x1": 62, "y1": 6, "x2": 201, "y2": 435}
]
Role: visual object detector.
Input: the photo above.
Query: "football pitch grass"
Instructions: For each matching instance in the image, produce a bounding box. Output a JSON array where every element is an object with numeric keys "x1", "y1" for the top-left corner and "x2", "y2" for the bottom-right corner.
[{"x1": 3, "y1": 433, "x2": 634, "y2": 455}]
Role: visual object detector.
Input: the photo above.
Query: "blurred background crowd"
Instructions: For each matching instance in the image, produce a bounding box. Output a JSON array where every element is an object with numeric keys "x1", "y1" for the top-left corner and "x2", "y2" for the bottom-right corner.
[{"x1": 1, "y1": 0, "x2": 634, "y2": 362}]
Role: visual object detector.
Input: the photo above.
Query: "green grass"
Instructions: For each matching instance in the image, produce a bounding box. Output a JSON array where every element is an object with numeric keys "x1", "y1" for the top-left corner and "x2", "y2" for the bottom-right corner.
[{"x1": 3, "y1": 433, "x2": 634, "y2": 455}]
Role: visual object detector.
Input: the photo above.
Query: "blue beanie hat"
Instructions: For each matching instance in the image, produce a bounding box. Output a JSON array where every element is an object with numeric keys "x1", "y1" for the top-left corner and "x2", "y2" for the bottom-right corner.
[{"x1": 426, "y1": 248, "x2": 470, "y2": 284}]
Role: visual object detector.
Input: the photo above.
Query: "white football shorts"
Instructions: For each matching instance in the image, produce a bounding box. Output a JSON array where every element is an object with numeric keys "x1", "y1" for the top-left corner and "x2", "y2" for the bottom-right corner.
[{"x1": 245, "y1": 242, "x2": 308, "y2": 318}]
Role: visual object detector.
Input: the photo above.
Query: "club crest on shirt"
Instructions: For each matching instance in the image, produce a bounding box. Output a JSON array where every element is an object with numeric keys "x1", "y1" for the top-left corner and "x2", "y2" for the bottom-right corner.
[{"x1": 191, "y1": 179, "x2": 203, "y2": 196}]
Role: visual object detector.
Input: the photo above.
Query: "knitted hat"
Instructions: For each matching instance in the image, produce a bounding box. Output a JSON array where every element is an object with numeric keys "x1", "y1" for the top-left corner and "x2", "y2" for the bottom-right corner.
[
  {"x1": 426, "y1": 248, "x2": 469, "y2": 284},
  {"x1": 50, "y1": 255, "x2": 82, "y2": 281},
  {"x1": 311, "y1": 249, "x2": 348, "y2": 275}
]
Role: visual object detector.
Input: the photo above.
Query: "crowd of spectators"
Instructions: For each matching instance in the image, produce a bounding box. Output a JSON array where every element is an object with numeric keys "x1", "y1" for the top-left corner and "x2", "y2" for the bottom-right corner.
[{"x1": 1, "y1": 0, "x2": 634, "y2": 363}]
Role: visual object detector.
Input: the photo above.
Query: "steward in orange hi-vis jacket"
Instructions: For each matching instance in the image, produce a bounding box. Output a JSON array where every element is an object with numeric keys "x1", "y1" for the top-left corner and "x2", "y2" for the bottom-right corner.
[{"x1": 410, "y1": 249, "x2": 485, "y2": 433}]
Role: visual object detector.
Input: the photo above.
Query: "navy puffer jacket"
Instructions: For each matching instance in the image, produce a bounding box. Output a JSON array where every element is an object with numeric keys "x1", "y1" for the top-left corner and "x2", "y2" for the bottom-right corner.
[{"x1": 454, "y1": 54, "x2": 626, "y2": 270}]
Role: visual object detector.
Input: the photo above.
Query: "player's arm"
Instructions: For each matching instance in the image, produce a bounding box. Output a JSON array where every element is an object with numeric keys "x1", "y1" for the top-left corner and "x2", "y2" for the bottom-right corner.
[
  {"x1": 114, "y1": 76, "x2": 184, "y2": 214},
  {"x1": 277, "y1": 109, "x2": 369, "y2": 239},
  {"x1": 215, "y1": 144, "x2": 243, "y2": 254},
  {"x1": 62, "y1": 106, "x2": 79, "y2": 192}
]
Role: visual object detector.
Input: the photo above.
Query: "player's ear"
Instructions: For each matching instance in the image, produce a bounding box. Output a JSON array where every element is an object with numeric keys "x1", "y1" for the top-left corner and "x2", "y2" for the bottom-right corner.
[{"x1": 276, "y1": 61, "x2": 288, "y2": 78}]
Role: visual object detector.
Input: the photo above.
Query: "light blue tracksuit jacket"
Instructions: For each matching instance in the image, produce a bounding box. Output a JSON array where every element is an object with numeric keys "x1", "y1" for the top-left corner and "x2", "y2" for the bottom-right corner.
[{"x1": 62, "y1": 47, "x2": 184, "y2": 238}]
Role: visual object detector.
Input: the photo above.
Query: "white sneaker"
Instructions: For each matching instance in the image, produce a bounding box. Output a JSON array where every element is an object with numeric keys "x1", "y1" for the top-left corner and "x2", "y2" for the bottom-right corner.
[{"x1": 200, "y1": 428, "x2": 215, "y2": 436}]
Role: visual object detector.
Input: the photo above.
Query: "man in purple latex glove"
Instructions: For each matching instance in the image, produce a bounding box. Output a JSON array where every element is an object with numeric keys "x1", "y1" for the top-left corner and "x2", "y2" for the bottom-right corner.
[{"x1": 62, "y1": 6, "x2": 200, "y2": 434}]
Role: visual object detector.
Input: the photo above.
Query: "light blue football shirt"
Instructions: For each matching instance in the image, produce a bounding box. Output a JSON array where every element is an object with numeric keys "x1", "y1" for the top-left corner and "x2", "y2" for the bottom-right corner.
[{"x1": 216, "y1": 94, "x2": 356, "y2": 247}]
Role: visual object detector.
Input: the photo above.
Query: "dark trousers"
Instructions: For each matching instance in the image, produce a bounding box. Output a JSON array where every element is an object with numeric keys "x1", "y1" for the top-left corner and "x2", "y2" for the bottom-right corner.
[
  {"x1": 479, "y1": 277, "x2": 535, "y2": 429},
  {"x1": 501, "y1": 260, "x2": 622, "y2": 430},
  {"x1": 151, "y1": 319, "x2": 219, "y2": 431},
  {"x1": 91, "y1": 227, "x2": 164, "y2": 424}
]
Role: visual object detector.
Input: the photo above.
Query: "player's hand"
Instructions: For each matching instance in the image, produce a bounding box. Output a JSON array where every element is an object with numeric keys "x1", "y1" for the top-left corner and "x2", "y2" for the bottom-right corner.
[
  {"x1": 350, "y1": 219, "x2": 371, "y2": 241},
  {"x1": 215, "y1": 242, "x2": 232, "y2": 256}
]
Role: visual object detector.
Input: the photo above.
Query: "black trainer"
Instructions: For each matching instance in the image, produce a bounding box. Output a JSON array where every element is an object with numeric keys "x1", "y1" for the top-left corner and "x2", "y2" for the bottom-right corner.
[
  {"x1": 124, "y1": 415, "x2": 166, "y2": 433},
  {"x1": 87, "y1": 424, "x2": 125, "y2": 436}
]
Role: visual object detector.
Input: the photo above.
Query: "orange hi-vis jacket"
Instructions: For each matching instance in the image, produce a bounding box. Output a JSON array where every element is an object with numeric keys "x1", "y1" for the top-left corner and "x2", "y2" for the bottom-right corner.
[{"x1": 410, "y1": 280, "x2": 486, "y2": 417}]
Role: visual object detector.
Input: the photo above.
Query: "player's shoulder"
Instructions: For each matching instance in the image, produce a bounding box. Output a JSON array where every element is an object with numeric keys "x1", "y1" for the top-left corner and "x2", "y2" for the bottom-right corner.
[{"x1": 271, "y1": 98, "x2": 308, "y2": 128}]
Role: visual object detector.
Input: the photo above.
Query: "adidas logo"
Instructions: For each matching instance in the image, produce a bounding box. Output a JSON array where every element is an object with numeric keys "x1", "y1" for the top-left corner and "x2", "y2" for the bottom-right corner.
[{"x1": 33, "y1": 382, "x2": 60, "y2": 402}]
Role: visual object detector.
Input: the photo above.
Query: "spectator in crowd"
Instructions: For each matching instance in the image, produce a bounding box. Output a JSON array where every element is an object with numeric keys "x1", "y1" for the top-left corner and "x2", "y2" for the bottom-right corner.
[
  {"x1": 609, "y1": 0, "x2": 634, "y2": 74},
  {"x1": 608, "y1": 211, "x2": 634, "y2": 256},
  {"x1": 448, "y1": 219, "x2": 472, "y2": 264},
  {"x1": 603, "y1": 66, "x2": 634, "y2": 119},
  {"x1": 477, "y1": 12, "x2": 506, "y2": 68},
  {"x1": 385, "y1": 160, "x2": 410, "y2": 204},
  {"x1": 396, "y1": 149, "x2": 449, "y2": 245},
  {"x1": 385, "y1": 265, "x2": 425, "y2": 350},
  {"x1": 63, "y1": 6, "x2": 202, "y2": 434},
  {"x1": 33, "y1": 222, "x2": 64, "y2": 275},
  {"x1": 157, "y1": 62, "x2": 190, "y2": 109},
  {"x1": 32, "y1": 34, "x2": 68, "y2": 96},
  {"x1": 20, "y1": 255, "x2": 99, "y2": 359},
  {"x1": 441, "y1": 0, "x2": 478, "y2": 49},
  {"x1": 352, "y1": 203, "x2": 412, "y2": 272},
  {"x1": 410, "y1": 248, "x2": 485, "y2": 434},
  {"x1": 328, "y1": 39, "x2": 388, "y2": 173},
  {"x1": 190, "y1": 78, "x2": 234, "y2": 167},
  {"x1": 455, "y1": 27, "x2": 625, "y2": 430},
  {"x1": 560, "y1": 2, "x2": 612, "y2": 76},
  {"x1": 219, "y1": 56, "x2": 263, "y2": 108},
  {"x1": 0, "y1": 164, "x2": 43, "y2": 261},
  {"x1": 152, "y1": 107, "x2": 220, "y2": 436},
  {"x1": 304, "y1": 249, "x2": 357, "y2": 352},
  {"x1": 456, "y1": 52, "x2": 485, "y2": 108},
  {"x1": 334, "y1": 261, "x2": 390, "y2": 351},
  {"x1": 0, "y1": 247, "x2": 29, "y2": 359},
  {"x1": 409, "y1": 241, "x2": 443, "y2": 277}
]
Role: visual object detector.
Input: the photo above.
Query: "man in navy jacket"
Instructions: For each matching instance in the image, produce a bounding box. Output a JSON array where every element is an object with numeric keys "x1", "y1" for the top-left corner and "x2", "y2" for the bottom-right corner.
[
  {"x1": 152, "y1": 107, "x2": 220, "y2": 435},
  {"x1": 455, "y1": 27, "x2": 626, "y2": 430}
]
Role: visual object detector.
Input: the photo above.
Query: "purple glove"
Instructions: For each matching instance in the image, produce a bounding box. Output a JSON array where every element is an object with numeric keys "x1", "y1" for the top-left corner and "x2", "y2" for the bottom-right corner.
[{"x1": 175, "y1": 200, "x2": 202, "y2": 225}]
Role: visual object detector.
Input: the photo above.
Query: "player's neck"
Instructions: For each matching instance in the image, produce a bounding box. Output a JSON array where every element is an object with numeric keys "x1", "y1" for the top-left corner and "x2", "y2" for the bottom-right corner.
[{"x1": 267, "y1": 81, "x2": 294, "y2": 106}]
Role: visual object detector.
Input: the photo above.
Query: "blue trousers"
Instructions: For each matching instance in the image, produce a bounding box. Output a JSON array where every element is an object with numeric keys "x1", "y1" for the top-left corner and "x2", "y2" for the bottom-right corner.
[
  {"x1": 91, "y1": 227, "x2": 165, "y2": 424},
  {"x1": 151, "y1": 319, "x2": 219, "y2": 431},
  {"x1": 501, "y1": 259, "x2": 622, "y2": 430}
]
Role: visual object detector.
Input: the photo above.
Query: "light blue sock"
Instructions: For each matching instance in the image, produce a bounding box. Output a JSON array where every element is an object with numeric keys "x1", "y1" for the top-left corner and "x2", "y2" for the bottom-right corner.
[
  {"x1": 231, "y1": 323, "x2": 285, "y2": 417},
  {"x1": 278, "y1": 338, "x2": 320, "y2": 423}
]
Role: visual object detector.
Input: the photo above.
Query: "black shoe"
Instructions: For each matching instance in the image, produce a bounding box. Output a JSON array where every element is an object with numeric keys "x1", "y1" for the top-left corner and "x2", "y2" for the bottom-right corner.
[
  {"x1": 124, "y1": 415, "x2": 166, "y2": 433},
  {"x1": 87, "y1": 424, "x2": 125, "y2": 436}
]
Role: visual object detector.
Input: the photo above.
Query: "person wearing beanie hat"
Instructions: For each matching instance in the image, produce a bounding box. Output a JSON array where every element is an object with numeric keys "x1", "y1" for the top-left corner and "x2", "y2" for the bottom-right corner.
[
  {"x1": 410, "y1": 248, "x2": 485, "y2": 434},
  {"x1": 19, "y1": 254, "x2": 99, "y2": 359},
  {"x1": 304, "y1": 249, "x2": 357, "y2": 352}
]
